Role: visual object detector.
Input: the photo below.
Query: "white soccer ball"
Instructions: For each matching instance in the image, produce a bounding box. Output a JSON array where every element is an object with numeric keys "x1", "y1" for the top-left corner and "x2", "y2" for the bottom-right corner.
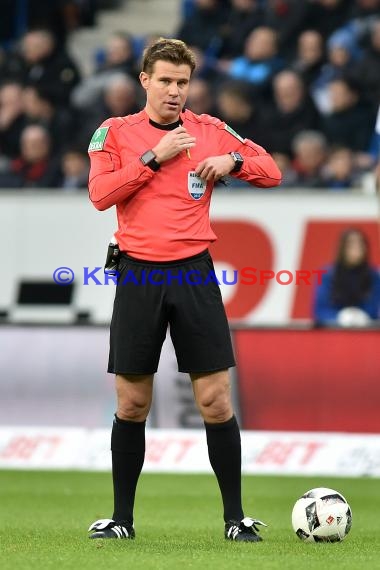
[{"x1": 291, "y1": 487, "x2": 352, "y2": 543}]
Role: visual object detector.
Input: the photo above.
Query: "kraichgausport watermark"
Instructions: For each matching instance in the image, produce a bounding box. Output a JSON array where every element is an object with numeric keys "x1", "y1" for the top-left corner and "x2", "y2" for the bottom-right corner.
[{"x1": 53, "y1": 266, "x2": 327, "y2": 286}]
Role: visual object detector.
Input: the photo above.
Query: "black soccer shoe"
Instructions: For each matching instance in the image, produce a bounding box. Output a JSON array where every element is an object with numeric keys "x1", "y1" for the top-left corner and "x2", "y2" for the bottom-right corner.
[
  {"x1": 88, "y1": 518, "x2": 135, "y2": 539},
  {"x1": 225, "y1": 517, "x2": 267, "y2": 542}
]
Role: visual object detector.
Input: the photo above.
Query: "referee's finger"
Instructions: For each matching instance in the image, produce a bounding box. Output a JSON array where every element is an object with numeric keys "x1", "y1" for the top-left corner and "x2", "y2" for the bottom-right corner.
[{"x1": 172, "y1": 126, "x2": 187, "y2": 134}]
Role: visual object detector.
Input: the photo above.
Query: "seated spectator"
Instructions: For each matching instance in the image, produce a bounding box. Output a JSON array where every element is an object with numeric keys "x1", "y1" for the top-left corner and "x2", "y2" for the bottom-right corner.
[
  {"x1": 348, "y1": 18, "x2": 380, "y2": 106},
  {"x1": 224, "y1": 27, "x2": 283, "y2": 96},
  {"x1": 215, "y1": 81, "x2": 267, "y2": 143},
  {"x1": 291, "y1": 130, "x2": 328, "y2": 188},
  {"x1": 60, "y1": 147, "x2": 89, "y2": 190},
  {"x1": 260, "y1": 70, "x2": 321, "y2": 155},
  {"x1": 186, "y1": 78, "x2": 217, "y2": 115},
  {"x1": 311, "y1": 28, "x2": 362, "y2": 114},
  {"x1": 272, "y1": 152, "x2": 298, "y2": 188},
  {"x1": 313, "y1": 228, "x2": 380, "y2": 325},
  {"x1": 72, "y1": 31, "x2": 137, "y2": 108},
  {"x1": 322, "y1": 146, "x2": 359, "y2": 189},
  {"x1": 263, "y1": 0, "x2": 310, "y2": 59},
  {"x1": 0, "y1": 124, "x2": 61, "y2": 188},
  {"x1": 3, "y1": 29, "x2": 80, "y2": 106},
  {"x1": 74, "y1": 74, "x2": 140, "y2": 150},
  {"x1": 100, "y1": 75, "x2": 140, "y2": 117},
  {"x1": 349, "y1": 0, "x2": 380, "y2": 19},
  {"x1": 186, "y1": 44, "x2": 221, "y2": 82},
  {"x1": 219, "y1": 0, "x2": 265, "y2": 59},
  {"x1": 0, "y1": 81, "x2": 26, "y2": 159},
  {"x1": 291, "y1": 30, "x2": 326, "y2": 87},
  {"x1": 95, "y1": 31, "x2": 137, "y2": 77},
  {"x1": 305, "y1": 0, "x2": 353, "y2": 40},
  {"x1": 22, "y1": 85, "x2": 74, "y2": 154},
  {"x1": 177, "y1": 0, "x2": 229, "y2": 53},
  {"x1": 321, "y1": 78, "x2": 376, "y2": 151},
  {"x1": 21, "y1": 0, "x2": 98, "y2": 43}
]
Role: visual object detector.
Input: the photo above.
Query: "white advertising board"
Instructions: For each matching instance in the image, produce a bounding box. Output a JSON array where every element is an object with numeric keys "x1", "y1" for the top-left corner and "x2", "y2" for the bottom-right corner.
[{"x1": 0, "y1": 427, "x2": 379, "y2": 477}]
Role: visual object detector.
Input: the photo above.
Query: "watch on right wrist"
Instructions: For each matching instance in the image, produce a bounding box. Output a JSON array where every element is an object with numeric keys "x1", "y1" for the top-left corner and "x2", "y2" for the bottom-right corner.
[{"x1": 140, "y1": 149, "x2": 160, "y2": 172}]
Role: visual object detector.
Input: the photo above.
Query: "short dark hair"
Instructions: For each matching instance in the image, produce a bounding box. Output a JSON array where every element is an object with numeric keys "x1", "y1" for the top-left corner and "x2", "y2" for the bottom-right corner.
[{"x1": 142, "y1": 38, "x2": 196, "y2": 75}]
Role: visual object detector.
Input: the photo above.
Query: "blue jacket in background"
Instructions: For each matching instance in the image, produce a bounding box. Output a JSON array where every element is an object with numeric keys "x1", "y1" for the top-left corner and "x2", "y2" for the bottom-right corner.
[{"x1": 313, "y1": 265, "x2": 380, "y2": 323}]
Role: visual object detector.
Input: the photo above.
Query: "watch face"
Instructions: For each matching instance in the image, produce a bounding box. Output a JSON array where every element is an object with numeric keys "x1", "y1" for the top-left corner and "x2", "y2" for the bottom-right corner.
[
  {"x1": 230, "y1": 151, "x2": 243, "y2": 172},
  {"x1": 141, "y1": 150, "x2": 156, "y2": 165}
]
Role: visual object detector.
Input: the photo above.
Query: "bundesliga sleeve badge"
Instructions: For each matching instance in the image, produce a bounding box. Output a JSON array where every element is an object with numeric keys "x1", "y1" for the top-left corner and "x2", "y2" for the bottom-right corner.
[
  {"x1": 224, "y1": 124, "x2": 245, "y2": 143},
  {"x1": 88, "y1": 126, "x2": 110, "y2": 152}
]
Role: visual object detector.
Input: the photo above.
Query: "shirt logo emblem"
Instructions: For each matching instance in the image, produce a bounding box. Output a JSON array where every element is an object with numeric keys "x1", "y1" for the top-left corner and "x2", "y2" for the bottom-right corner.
[
  {"x1": 188, "y1": 172, "x2": 206, "y2": 200},
  {"x1": 88, "y1": 126, "x2": 109, "y2": 151}
]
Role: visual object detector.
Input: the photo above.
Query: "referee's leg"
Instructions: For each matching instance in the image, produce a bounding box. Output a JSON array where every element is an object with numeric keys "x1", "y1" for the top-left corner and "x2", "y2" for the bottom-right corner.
[
  {"x1": 111, "y1": 374, "x2": 153, "y2": 526},
  {"x1": 191, "y1": 370, "x2": 244, "y2": 523}
]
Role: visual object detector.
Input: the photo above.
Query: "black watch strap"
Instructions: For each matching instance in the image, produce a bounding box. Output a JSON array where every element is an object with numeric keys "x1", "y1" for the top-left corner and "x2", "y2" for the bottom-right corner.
[{"x1": 140, "y1": 149, "x2": 160, "y2": 172}]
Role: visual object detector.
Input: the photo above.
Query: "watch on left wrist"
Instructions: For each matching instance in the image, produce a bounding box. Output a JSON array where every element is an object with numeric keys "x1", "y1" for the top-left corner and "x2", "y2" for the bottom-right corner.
[{"x1": 229, "y1": 151, "x2": 244, "y2": 173}]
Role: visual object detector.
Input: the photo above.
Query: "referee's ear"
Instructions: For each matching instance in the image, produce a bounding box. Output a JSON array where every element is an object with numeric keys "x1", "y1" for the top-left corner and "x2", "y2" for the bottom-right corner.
[{"x1": 140, "y1": 72, "x2": 150, "y2": 91}]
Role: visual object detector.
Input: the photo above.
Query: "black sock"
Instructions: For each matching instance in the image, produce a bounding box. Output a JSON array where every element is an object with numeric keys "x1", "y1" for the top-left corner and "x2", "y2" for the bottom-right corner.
[
  {"x1": 205, "y1": 415, "x2": 244, "y2": 523},
  {"x1": 111, "y1": 415, "x2": 146, "y2": 526}
]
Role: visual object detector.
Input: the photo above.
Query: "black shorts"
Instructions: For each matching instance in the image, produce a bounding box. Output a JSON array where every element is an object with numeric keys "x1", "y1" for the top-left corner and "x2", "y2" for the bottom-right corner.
[{"x1": 108, "y1": 249, "x2": 235, "y2": 374}]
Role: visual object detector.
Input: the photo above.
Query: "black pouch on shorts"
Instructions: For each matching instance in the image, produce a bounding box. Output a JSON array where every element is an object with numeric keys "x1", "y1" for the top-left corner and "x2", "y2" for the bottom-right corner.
[{"x1": 104, "y1": 241, "x2": 121, "y2": 276}]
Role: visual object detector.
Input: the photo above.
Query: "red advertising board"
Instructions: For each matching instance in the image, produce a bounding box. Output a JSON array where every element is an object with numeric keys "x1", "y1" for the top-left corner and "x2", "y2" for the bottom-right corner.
[{"x1": 234, "y1": 328, "x2": 380, "y2": 433}]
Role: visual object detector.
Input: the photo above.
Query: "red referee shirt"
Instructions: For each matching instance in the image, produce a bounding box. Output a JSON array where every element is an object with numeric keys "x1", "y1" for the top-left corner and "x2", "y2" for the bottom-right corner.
[{"x1": 88, "y1": 108, "x2": 281, "y2": 261}]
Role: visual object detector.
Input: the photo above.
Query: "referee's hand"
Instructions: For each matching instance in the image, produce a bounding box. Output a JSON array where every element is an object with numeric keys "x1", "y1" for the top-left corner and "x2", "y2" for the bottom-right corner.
[
  {"x1": 153, "y1": 127, "x2": 196, "y2": 163},
  {"x1": 195, "y1": 154, "x2": 236, "y2": 182}
]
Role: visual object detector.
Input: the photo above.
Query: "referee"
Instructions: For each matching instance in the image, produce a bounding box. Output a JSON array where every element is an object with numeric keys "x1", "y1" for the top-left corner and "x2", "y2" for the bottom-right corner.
[{"x1": 87, "y1": 38, "x2": 282, "y2": 542}]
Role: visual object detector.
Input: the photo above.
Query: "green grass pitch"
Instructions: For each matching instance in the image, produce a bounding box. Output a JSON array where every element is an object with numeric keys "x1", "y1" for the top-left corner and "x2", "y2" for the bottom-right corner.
[{"x1": 1, "y1": 471, "x2": 379, "y2": 570}]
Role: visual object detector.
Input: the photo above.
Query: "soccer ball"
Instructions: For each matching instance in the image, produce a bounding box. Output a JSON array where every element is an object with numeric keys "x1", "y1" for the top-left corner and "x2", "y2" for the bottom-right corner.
[{"x1": 291, "y1": 487, "x2": 352, "y2": 543}]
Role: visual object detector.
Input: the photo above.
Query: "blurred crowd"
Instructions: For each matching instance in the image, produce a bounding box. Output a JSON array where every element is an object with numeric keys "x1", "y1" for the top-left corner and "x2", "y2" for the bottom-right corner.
[{"x1": 0, "y1": 0, "x2": 379, "y2": 190}]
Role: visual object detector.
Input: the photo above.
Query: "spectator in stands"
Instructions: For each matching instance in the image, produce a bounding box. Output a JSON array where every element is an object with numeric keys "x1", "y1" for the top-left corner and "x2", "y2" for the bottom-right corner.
[
  {"x1": 272, "y1": 152, "x2": 298, "y2": 188},
  {"x1": 311, "y1": 28, "x2": 362, "y2": 114},
  {"x1": 0, "y1": 124, "x2": 61, "y2": 188},
  {"x1": 223, "y1": 27, "x2": 283, "y2": 96},
  {"x1": 321, "y1": 78, "x2": 376, "y2": 151},
  {"x1": 95, "y1": 31, "x2": 137, "y2": 77},
  {"x1": 291, "y1": 130, "x2": 328, "y2": 188},
  {"x1": 60, "y1": 147, "x2": 89, "y2": 190},
  {"x1": 22, "y1": 0, "x2": 98, "y2": 43},
  {"x1": 177, "y1": 0, "x2": 229, "y2": 53},
  {"x1": 22, "y1": 85, "x2": 74, "y2": 154},
  {"x1": 260, "y1": 70, "x2": 321, "y2": 155},
  {"x1": 305, "y1": 0, "x2": 353, "y2": 40},
  {"x1": 0, "y1": 82, "x2": 26, "y2": 159},
  {"x1": 215, "y1": 81, "x2": 267, "y2": 144},
  {"x1": 349, "y1": 18, "x2": 380, "y2": 105},
  {"x1": 184, "y1": 44, "x2": 221, "y2": 82},
  {"x1": 72, "y1": 31, "x2": 137, "y2": 108},
  {"x1": 101, "y1": 75, "x2": 140, "y2": 117},
  {"x1": 263, "y1": 0, "x2": 310, "y2": 59},
  {"x1": 349, "y1": 0, "x2": 380, "y2": 19},
  {"x1": 186, "y1": 78, "x2": 216, "y2": 115},
  {"x1": 74, "y1": 74, "x2": 140, "y2": 150},
  {"x1": 291, "y1": 30, "x2": 326, "y2": 87},
  {"x1": 4, "y1": 29, "x2": 80, "y2": 106},
  {"x1": 322, "y1": 146, "x2": 359, "y2": 189},
  {"x1": 219, "y1": 0, "x2": 265, "y2": 59},
  {"x1": 313, "y1": 228, "x2": 380, "y2": 325}
]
